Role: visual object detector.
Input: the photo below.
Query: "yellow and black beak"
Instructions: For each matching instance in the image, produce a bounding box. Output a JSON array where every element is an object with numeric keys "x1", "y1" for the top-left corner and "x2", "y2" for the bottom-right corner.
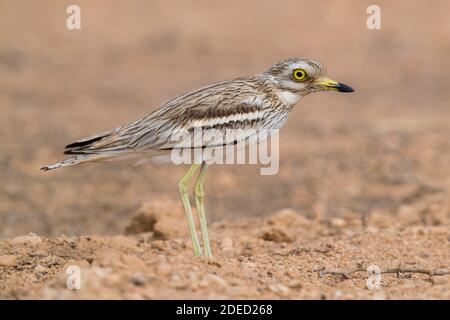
[{"x1": 316, "y1": 77, "x2": 354, "y2": 93}]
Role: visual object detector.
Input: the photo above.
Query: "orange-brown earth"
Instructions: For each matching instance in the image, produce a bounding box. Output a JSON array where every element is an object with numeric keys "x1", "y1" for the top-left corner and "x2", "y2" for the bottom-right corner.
[
  {"x1": 0, "y1": 203, "x2": 449, "y2": 299},
  {"x1": 0, "y1": 1, "x2": 449, "y2": 299}
]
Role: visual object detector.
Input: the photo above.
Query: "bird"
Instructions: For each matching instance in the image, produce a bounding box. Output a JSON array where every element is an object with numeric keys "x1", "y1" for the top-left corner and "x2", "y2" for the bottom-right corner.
[{"x1": 41, "y1": 58, "x2": 354, "y2": 260}]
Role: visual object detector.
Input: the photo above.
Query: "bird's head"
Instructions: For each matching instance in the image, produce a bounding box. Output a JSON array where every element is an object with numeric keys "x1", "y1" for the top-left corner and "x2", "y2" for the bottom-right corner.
[{"x1": 263, "y1": 58, "x2": 354, "y2": 103}]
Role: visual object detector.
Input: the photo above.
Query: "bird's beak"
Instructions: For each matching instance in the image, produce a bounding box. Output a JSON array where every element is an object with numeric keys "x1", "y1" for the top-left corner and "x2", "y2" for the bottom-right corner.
[{"x1": 316, "y1": 77, "x2": 354, "y2": 93}]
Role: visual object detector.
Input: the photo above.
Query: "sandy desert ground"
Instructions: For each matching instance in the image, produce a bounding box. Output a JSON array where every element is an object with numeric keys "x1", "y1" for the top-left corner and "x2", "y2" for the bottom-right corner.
[{"x1": 0, "y1": 1, "x2": 449, "y2": 299}]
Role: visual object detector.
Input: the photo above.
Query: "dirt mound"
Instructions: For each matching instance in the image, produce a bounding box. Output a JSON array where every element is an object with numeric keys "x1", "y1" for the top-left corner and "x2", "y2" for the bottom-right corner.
[
  {"x1": 124, "y1": 199, "x2": 189, "y2": 240},
  {"x1": 0, "y1": 203, "x2": 448, "y2": 299}
]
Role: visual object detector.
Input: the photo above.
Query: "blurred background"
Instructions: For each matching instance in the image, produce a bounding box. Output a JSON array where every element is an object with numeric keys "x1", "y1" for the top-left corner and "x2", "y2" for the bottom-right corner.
[{"x1": 0, "y1": 0, "x2": 449, "y2": 238}]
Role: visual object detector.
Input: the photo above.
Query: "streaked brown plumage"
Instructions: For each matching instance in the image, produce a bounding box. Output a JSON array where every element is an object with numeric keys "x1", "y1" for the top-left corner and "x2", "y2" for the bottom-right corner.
[{"x1": 41, "y1": 58, "x2": 354, "y2": 259}]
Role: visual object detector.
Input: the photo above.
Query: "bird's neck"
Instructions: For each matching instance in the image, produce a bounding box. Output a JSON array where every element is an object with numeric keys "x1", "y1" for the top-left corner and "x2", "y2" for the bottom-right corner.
[
  {"x1": 276, "y1": 90, "x2": 302, "y2": 106},
  {"x1": 259, "y1": 76, "x2": 302, "y2": 107}
]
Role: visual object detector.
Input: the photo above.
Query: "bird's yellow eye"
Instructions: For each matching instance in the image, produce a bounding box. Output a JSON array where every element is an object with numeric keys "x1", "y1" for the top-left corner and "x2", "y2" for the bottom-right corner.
[{"x1": 292, "y1": 68, "x2": 307, "y2": 81}]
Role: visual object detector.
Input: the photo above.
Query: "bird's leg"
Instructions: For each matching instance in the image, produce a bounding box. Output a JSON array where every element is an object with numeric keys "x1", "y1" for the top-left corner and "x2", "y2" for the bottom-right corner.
[
  {"x1": 193, "y1": 162, "x2": 213, "y2": 259},
  {"x1": 178, "y1": 164, "x2": 202, "y2": 257}
]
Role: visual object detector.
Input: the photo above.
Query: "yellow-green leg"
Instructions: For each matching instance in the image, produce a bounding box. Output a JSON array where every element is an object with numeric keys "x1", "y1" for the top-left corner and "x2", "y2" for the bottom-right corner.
[
  {"x1": 193, "y1": 162, "x2": 213, "y2": 259},
  {"x1": 178, "y1": 164, "x2": 202, "y2": 257}
]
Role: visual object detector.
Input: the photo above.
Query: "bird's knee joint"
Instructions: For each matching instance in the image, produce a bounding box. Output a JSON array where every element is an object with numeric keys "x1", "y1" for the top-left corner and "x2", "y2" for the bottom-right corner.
[
  {"x1": 194, "y1": 186, "x2": 204, "y2": 199},
  {"x1": 178, "y1": 182, "x2": 188, "y2": 194}
]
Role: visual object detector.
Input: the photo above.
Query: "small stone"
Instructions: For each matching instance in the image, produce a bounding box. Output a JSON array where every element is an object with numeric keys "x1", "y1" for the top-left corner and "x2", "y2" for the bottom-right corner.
[
  {"x1": 170, "y1": 272, "x2": 182, "y2": 283},
  {"x1": 11, "y1": 233, "x2": 42, "y2": 246},
  {"x1": 0, "y1": 255, "x2": 17, "y2": 267},
  {"x1": 226, "y1": 285, "x2": 247, "y2": 296},
  {"x1": 244, "y1": 262, "x2": 257, "y2": 268},
  {"x1": 92, "y1": 267, "x2": 110, "y2": 279},
  {"x1": 65, "y1": 259, "x2": 90, "y2": 269},
  {"x1": 261, "y1": 227, "x2": 294, "y2": 243},
  {"x1": 187, "y1": 271, "x2": 199, "y2": 282},
  {"x1": 29, "y1": 249, "x2": 47, "y2": 257},
  {"x1": 34, "y1": 264, "x2": 47, "y2": 273},
  {"x1": 155, "y1": 262, "x2": 172, "y2": 276},
  {"x1": 151, "y1": 240, "x2": 166, "y2": 251},
  {"x1": 171, "y1": 272, "x2": 190, "y2": 290},
  {"x1": 169, "y1": 239, "x2": 186, "y2": 250},
  {"x1": 330, "y1": 218, "x2": 346, "y2": 228},
  {"x1": 268, "y1": 283, "x2": 290, "y2": 295},
  {"x1": 269, "y1": 208, "x2": 308, "y2": 226},
  {"x1": 205, "y1": 274, "x2": 228, "y2": 288},
  {"x1": 120, "y1": 254, "x2": 146, "y2": 269},
  {"x1": 130, "y1": 273, "x2": 146, "y2": 286},
  {"x1": 220, "y1": 237, "x2": 234, "y2": 251},
  {"x1": 287, "y1": 280, "x2": 302, "y2": 289},
  {"x1": 207, "y1": 260, "x2": 222, "y2": 268}
]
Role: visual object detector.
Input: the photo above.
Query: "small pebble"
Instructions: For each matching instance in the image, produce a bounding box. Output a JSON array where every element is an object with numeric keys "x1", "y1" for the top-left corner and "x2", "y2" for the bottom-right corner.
[
  {"x1": 268, "y1": 283, "x2": 290, "y2": 295},
  {"x1": 330, "y1": 218, "x2": 346, "y2": 228},
  {"x1": 155, "y1": 262, "x2": 172, "y2": 276},
  {"x1": 220, "y1": 237, "x2": 234, "y2": 251},
  {"x1": 206, "y1": 274, "x2": 228, "y2": 288},
  {"x1": 0, "y1": 255, "x2": 17, "y2": 267},
  {"x1": 11, "y1": 233, "x2": 42, "y2": 246},
  {"x1": 34, "y1": 264, "x2": 47, "y2": 274},
  {"x1": 130, "y1": 273, "x2": 146, "y2": 286},
  {"x1": 287, "y1": 280, "x2": 302, "y2": 289}
]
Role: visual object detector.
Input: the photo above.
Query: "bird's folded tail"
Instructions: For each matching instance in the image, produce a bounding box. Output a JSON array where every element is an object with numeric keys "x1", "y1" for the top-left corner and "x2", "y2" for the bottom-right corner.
[{"x1": 40, "y1": 154, "x2": 110, "y2": 171}]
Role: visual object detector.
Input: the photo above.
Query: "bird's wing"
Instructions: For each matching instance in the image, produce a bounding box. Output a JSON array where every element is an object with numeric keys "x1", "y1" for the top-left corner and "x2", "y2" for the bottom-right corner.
[{"x1": 64, "y1": 76, "x2": 274, "y2": 155}]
